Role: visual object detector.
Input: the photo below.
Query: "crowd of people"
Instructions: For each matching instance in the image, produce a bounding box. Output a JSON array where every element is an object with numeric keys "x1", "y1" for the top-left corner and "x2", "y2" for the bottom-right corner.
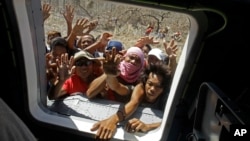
[{"x1": 43, "y1": 3, "x2": 179, "y2": 140}]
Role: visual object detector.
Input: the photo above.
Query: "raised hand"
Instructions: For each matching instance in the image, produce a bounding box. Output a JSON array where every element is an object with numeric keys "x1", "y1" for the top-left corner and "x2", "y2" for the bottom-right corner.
[
  {"x1": 85, "y1": 19, "x2": 98, "y2": 34},
  {"x1": 97, "y1": 32, "x2": 113, "y2": 50},
  {"x1": 46, "y1": 53, "x2": 58, "y2": 85},
  {"x1": 163, "y1": 39, "x2": 178, "y2": 76},
  {"x1": 134, "y1": 36, "x2": 159, "y2": 48},
  {"x1": 102, "y1": 47, "x2": 121, "y2": 77},
  {"x1": 42, "y1": 3, "x2": 52, "y2": 22},
  {"x1": 62, "y1": 4, "x2": 74, "y2": 25},
  {"x1": 163, "y1": 39, "x2": 178, "y2": 59},
  {"x1": 71, "y1": 18, "x2": 90, "y2": 36},
  {"x1": 57, "y1": 53, "x2": 75, "y2": 82}
]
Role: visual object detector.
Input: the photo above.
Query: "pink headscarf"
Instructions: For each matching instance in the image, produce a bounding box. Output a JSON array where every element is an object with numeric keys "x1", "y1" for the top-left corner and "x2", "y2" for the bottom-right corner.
[{"x1": 119, "y1": 47, "x2": 144, "y2": 83}]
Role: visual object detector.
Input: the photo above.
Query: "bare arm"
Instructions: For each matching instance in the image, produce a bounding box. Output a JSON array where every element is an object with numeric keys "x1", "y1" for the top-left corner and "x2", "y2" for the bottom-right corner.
[
  {"x1": 66, "y1": 18, "x2": 89, "y2": 50},
  {"x1": 86, "y1": 73, "x2": 107, "y2": 99},
  {"x1": 124, "y1": 84, "x2": 162, "y2": 133},
  {"x1": 101, "y1": 47, "x2": 130, "y2": 95},
  {"x1": 123, "y1": 83, "x2": 145, "y2": 118},
  {"x1": 164, "y1": 39, "x2": 178, "y2": 77},
  {"x1": 106, "y1": 76, "x2": 130, "y2": 96},
  {"x1": 90, "y1": 82, "x2": 145, "y2": 140},
  {"x1": 48, "y1": 80, "x2": 67, "y2": 100},
  {"x1": 83, "y1": 32, "x2": 112, "y2": 54}
]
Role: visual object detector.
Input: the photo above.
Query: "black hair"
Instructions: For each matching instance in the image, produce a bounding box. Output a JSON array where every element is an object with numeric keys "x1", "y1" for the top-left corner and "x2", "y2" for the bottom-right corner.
[
  {"x1": 140, "y1": 63, "x2": 172, "y2": 94},
  {"x1": 50, "y1": 37, "x2": 68, "y2": 52},
  {"x1": 86, "y1": 34, "x2": 96, "y2": 42},
  {"x1": 145, "y1": 44, "x2": 152, "y2": 51},
  {"x1": 79, "y1": 34, "x2": 96, "y2": 42},
  {"x1": 76, "y1": 34, "x2": 96, "y2": 48}
]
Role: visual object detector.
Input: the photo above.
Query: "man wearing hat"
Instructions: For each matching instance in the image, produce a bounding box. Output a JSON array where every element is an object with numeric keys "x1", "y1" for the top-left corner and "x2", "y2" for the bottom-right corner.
[{"x1": 48, "y1": 50, "x2": 102, "y2": 100}]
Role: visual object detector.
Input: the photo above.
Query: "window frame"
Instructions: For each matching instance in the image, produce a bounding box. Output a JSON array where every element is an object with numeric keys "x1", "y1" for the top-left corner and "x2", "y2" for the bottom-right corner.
[{"x1": 13, "y1": 0, "x2": 208, "y2": 140}]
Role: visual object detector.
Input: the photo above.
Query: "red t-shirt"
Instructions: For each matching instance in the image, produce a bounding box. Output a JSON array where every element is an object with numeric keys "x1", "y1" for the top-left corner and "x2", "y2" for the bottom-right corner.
[
  {"x1": 62, "y1": 74, "x2": 89, "y2": 95},
  {"x1": 62, "y1": 65, "x2": 103, "y2": 95}
]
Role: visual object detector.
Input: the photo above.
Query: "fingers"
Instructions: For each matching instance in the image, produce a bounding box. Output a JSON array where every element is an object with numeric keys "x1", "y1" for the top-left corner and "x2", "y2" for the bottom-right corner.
[
  {"x1": 103, "y1": 129, "x2": 110, "y2": 140},
  {"x1": 42, "y1": 3, "x2": 51, "y2": 11},
  {"x1": 170, "y1": 39, "x2": 175, "y2": 46},
  {"x1": 94, "y1": 127, "x2": 113, "y2": 141},
  {"x1": 102, "y1": 32, "x2": 113, "y2": 39},
  {"x1": 60, "y1": 53, "x2": 68, "y2": 66},
  {"x1": 66, "y1": 4, "x2": 74, "y2": 13},
  {"x1": 164, "y1": 39, "x2": 178, "y2": 55},
  {"x1": 70, "y1": 66, "x2": 76, "y2": 75},
  {"x1": 111, "y1": 47, "x2": 116, "y2": 61},
  {"x1": 69, "y1": 56, "x2": 74, "y2": 68},
  {"x1": 125, "y1": 118, "x2": 139, "y2": 133},
  {"x1": 172, "y1": 45, "x2": 178, "y2": 54},
  {"x1": 98, "y1": 128, "x2": 110, "y2": 140},
  {"x1": 77, "y1": 18, "x2": 89, "y2": 27},
  {"x1": 45, "y1": 53, "x2": 53, "y2": 66},
  {"x1": 90, "y1": 122, "x2": 100, "y2": 131},
  {"x1": 114, "y1": 54, "x2": 121, "y2": 65},
  {"x1": 104, "y1": 51, "x2": 110, "y2": 62},
  {"x1": 104, "y1": 48, "x2": 118, "y2": 62},
  {"x1": 88, "y1": 20, "x2": 98, "y2": 30},
  {"x1": 62, "y1": 5, "x2": 74, "y2": 20}
]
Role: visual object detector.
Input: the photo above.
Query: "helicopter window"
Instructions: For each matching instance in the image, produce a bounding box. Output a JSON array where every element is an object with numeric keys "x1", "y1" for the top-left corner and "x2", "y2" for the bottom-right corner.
[{"x1": 15, "y1": 0, "x2": 207, "y2": 140}]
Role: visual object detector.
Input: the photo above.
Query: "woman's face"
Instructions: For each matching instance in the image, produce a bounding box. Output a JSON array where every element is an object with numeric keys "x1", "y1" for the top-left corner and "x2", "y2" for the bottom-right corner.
[{"x1": 145, "y1": 72, "x2": 163, "y2": 103}]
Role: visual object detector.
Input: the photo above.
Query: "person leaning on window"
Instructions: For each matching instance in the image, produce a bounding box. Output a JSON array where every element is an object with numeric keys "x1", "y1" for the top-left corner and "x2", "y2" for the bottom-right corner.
[
  {"x1": 90, "y1": 63, "x2": 172, "y2": 140},
  {"x1": 124, "y1": 63, "x2": 172, "y2": 133}
]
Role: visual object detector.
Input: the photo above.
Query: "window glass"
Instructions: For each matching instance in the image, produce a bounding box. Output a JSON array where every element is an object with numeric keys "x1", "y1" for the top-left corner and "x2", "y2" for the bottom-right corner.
[{"x1": 41, "y1": 0, "x2": 190, "y2": 140}]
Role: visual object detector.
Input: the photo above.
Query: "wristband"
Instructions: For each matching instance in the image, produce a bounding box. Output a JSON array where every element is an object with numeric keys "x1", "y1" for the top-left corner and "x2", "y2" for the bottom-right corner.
[{"x1": 117, "y1": 110, "x2": 126, "y2": 121}]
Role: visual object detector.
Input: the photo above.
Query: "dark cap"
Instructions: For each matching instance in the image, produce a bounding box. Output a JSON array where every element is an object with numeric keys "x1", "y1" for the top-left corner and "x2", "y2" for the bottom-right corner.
[{"x1": 106, "y1": 40, "x2": 124, "y2": 52}]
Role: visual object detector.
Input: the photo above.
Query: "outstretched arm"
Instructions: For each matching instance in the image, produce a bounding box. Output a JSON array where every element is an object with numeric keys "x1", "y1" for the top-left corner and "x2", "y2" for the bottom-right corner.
[
  {"x1": 83, "y1": 32, "x2": 112, "y2": 54},
  {"x1": 90, "y1": 82, "x2": 145, "y2": 140},
  {"x1": 86, "y1": 73, "x2": 107, "y2": 99}
]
